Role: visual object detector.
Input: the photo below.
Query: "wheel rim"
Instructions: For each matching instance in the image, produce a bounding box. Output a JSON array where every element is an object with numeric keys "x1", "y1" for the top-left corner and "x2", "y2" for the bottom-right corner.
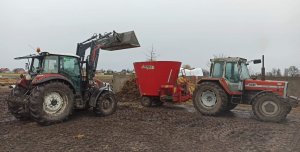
[
  {"x1": 102, "y1": 98, "x2": 113, "y2": 110},
  {"x1": 200, "y1": 91, "x2": 217, "y2": 107},
  {"x1": 43, "y1": 92, "x2": 67, "y2": 115},
  {"x1": 142, "y1": 97, "x2": 151, "y2": 106},
  {"x1": 261, "y1": 100, "x2": 279, "y2": 116}
]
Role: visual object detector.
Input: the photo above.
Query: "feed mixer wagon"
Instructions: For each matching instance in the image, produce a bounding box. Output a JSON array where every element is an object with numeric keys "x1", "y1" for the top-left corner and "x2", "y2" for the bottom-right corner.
[{"x1": 134, "y1": 61, "x2": 192, "y2": 107}]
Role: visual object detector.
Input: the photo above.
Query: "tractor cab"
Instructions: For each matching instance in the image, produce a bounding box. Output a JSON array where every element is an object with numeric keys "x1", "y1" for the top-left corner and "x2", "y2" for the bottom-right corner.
[
  {"x1": 15, "y1": 52, "x2": 82, "y2": 92},
  {"x1": 210, "y1": 57, "x2": 259, "y2": 92}
]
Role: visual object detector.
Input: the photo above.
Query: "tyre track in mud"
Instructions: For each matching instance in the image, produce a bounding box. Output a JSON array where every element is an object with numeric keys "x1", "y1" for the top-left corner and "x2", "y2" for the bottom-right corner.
[
  {"x1": 286, "y1": 116, "x2": 300, "y2": 152},
  {"x1": 1, "y1": 88, "x2": 300, "y2": 151}
]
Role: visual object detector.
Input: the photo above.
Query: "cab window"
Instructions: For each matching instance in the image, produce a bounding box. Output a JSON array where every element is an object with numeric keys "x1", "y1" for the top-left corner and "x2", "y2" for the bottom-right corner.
[
  {"x1": 225, "y1": 62, "x2": 239, "y2": 83},
  {"x1": 42, "y1": 56, "x2": 59, "y2": 73},
  {"x1": 212, "y1": 62, "x2": 224, "y2": 78},
  {"x1": 59, "y1": 56, "x2": 80, "y2": 76},
  {"x1": 240, "y1": 63, "x2": 250, "y2": 80},
  {"x1": 31, "y1": 58, "x2": 41, "y2": 73}
]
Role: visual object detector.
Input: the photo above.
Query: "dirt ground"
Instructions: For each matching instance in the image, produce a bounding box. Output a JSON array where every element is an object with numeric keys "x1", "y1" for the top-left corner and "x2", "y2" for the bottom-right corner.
[{"x1": 1, "y1": 86, "x2": 300, "y2": 152}]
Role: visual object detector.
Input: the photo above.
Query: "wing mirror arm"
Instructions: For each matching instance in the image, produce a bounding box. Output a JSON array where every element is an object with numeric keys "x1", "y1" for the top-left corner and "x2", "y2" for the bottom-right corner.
[{"x1": 25, "y1": 63, "x2": 29, "y2": 70}]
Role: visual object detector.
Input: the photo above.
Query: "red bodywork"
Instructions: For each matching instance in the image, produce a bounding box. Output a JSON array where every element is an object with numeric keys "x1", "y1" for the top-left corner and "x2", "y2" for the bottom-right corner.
[
  {"x1": 16, "y1": 73, "x2": 70, "y2": 89},
  {"x1": 17, "y1": 78, "x2": 30, "y2": 89},
  {"x1": 244, "y1": 79, "x2": 286, "y2": 96},
  {"x1": 31, "y1": 74, "x2": 68, "y2": 85},
  {"x1": 134, "y1": 61, "x2": 191, "y2": 103},
  {"x1": 198, "y1": 78, "x2": 286, "y2": 97},
  {"x1": 198, "y1": 78, "x2": 242, "y2": 95}
]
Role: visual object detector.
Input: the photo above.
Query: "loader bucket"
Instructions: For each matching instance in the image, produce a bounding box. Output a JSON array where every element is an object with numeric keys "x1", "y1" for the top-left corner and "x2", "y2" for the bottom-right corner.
[{"x1": 101, "y1": 31, "x2": 140, "y2": 51}]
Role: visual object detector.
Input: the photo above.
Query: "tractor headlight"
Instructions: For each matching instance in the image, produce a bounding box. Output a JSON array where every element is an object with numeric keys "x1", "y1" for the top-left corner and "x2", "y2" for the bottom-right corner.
[{"x1": 25, "y1": 74, "x2": 32, "y2": 80}]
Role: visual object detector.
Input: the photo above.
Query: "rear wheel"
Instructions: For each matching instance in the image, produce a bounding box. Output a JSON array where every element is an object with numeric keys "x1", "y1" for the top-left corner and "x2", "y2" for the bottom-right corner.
[
  {"x1": 193, "y1": 82, "x2": 228, "y2": 115},
  {"x1": 29, "y1": 82, "x2": 74, "y2": 125},
  {"x1": 141, "y1": 96, "x2": 152, "y2": 107},
  {"x1": 7, "y1": 86, "x2": 30, "y2": 120},
  {"x1": 252, "y1": 93, "x2": 290, "y2": 122},
  {"x1": 93, "y1": 91, "x2": 117, "y2": 116}
]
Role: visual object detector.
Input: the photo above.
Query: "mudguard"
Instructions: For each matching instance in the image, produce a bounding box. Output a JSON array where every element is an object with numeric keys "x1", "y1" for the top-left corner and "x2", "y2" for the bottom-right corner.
[
  {"x1": 31, "y1": 74, "x2": 76, "y2": 93},
  {"x1": 89, "y1": 83, "x2": 113, "y2": 107},
  {"x1": 250, "y1": 90, "x2": 299, "y2": 107},
  {"x1": 197, "y1": 78, "x2": 242, "y2": 95},
  {"x1": 249, "y1": 90, "x2": 270, "y2": 104}
]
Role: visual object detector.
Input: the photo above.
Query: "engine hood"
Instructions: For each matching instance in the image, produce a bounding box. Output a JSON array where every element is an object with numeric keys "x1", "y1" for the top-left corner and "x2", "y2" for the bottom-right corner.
[{"x1": 244, "y1": 79, "x2": 287, "y2": 97}]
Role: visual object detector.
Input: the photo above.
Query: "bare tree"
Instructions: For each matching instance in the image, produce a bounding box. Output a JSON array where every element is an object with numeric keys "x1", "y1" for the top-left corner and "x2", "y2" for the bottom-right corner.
[
  {"x1": 270, "y1": 68, "x2": 282, "y2": 77},
  {"x1": 284, "y1": 68, "x2": 289, "y2": 77},
  {"x1": 146, "y1": 45, "x2": 158, "y2": 61},
  {"x1": 271, "y1": 68, "x2": 277, "y2": 76},
  {"x1": 266, "y1": 72, "x2": 273, "y2": 77},
  {"x1": 206, "y1": 54, "x2": 228, "y2": 69},
  {"x1": 213, "y1": 54, "x2": 227, "y2": 59},
  {"x1": 202, "y1": 69, "x2": 210, "y2": 76},
  {"x1": 288, "y1": 66, "x2": 299, "y2": 77},
  {"x1": 182, "y1": 64, "x2": 192, "y2": 70},
  {"x1": 276, "y1": 68, "x2": 282, "y2": 77}
]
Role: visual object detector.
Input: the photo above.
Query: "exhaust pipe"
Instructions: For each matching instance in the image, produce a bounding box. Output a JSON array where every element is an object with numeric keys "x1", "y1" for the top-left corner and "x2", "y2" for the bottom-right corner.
[{"x1": 261, "y1": 55, "x2": 265, "y2": 80}]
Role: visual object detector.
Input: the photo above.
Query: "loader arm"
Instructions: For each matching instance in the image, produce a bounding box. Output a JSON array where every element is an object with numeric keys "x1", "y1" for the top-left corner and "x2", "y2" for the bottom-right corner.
[{"x1": 76, "y1": 31, "x2": 140, "y2": 80}]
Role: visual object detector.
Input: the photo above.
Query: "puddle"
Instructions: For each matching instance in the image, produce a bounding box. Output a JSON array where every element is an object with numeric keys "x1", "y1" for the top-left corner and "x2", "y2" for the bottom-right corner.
[
  {"x1": 0, "y1": 116, "x2": 16, "y2": 123},
  {"x1": 171, "y1": 104, "x2": 196, "y2": 113}
]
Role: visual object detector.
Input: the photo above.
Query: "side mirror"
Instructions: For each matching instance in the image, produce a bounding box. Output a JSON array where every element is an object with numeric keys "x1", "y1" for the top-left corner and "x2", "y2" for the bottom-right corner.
[
  {"x1": 25, "y1": 63, "x2": 29, "y2": 70},
  {"x1": 253, "y1": 59, "x2": 261, "y2": 64}
]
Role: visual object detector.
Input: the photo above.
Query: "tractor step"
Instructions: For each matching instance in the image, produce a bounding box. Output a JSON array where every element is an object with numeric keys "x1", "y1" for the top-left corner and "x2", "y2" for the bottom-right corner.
[{"x1": 230, "y1": 95, "x2": 242, "y2": 104}]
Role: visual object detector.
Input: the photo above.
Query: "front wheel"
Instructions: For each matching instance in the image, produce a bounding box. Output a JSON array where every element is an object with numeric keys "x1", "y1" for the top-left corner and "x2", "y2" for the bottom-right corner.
[
  {"x1": 7, "y1": 86, "x2": 30, "y2": 120},
  {"x1": 93, "y1": 91, "x2": 117, "y2": 116},
  {"x1": 141, "y1": 96, "x2": 152, "y2": 107},
  {"x1": 252, "y1": 93, "x2": 290, "y2": 122}
]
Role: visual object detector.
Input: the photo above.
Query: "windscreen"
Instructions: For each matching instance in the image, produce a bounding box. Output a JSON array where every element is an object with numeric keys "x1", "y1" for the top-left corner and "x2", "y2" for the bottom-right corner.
[
  {"x1": 240, "y1": 63, "x2": 250, "y2": 80},
  {"x1": 42, "y1": 56, "x2": 59, "y2": 73}
]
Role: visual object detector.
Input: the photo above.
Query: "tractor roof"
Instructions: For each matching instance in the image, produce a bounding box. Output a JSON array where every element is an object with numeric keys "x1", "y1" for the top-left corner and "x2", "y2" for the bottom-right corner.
[
  {"x1": 210, "y1": 57, "x2": 247, "y2": 63},
  {"x1": 15, "y1": 52, "x2": 80, "y2": 60}
]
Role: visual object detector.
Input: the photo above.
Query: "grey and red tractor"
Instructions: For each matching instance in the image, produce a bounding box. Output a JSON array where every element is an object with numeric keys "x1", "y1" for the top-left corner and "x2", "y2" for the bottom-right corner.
[
  {"x1": 7, "y1": 31, "x2": 140, "y2": 125},
  {"x1": 193, "y1": 56, "x2": 299, "y2": 122}
]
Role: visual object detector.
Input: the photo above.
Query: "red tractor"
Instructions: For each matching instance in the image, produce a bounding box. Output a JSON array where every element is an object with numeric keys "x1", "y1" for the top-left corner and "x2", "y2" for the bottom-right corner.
[
  {"x1": 193, "y1": 56, "x2": 299, "y2": 122},
  {"x1": 6, "y1": 31, "x2": 140, "y2": 125}
]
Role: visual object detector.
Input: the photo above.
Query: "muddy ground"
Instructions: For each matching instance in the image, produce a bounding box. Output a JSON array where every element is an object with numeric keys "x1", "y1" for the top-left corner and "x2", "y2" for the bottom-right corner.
[{"x1": 1, "y1": 86, "x2": 300, "y2": 152}]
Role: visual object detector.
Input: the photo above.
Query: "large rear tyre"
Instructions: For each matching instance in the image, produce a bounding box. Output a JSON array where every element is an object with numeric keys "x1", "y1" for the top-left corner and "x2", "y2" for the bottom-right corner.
[
  {"x1": 93, "y1": 91, "x2": 117, "y2": 116},
  {"x1": 252, "y1": 93, "x2": 290, "y2": 122},
  {"x1": 141, "y1": 96, "x2": 152, "y2": 107},
  {"x1": 29, "y1": 82, "x2": 74, "y2": 125},
  {"x1": 193, "y1": 82, "x2": 228, "y2": 115},
  {"x1": 6, "y1": 86, "x2": 30, "y2": 120}
]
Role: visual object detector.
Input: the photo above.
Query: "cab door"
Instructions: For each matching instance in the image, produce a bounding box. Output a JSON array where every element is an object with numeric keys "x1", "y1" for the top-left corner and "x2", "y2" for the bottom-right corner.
[
  {"x1": 224, "y1": 62, "x2": 243, "y2": 92},
  {"x1": 59, "y1": 56, "x2": 81, "y2": 92}
]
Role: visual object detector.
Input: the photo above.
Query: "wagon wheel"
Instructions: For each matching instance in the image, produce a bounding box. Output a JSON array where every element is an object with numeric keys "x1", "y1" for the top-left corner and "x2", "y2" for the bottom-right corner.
[{"x1": 141, "y1": 96, "x2": 152, "y2": 107}]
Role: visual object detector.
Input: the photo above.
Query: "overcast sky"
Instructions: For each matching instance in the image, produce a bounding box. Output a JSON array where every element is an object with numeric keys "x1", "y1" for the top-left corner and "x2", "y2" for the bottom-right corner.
[{"x1": 0, "y1": 0, "x2": 299, "y2": 73}]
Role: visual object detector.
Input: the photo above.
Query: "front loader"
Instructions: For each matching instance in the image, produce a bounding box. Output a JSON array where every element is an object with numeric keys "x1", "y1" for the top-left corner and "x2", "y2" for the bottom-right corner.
[
  {"x1": 6, "y1": 31, "x2": 140, "y2": 125},
  {"x1": 193, "y1": 56, "x2": 299, "y2": 122}
]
